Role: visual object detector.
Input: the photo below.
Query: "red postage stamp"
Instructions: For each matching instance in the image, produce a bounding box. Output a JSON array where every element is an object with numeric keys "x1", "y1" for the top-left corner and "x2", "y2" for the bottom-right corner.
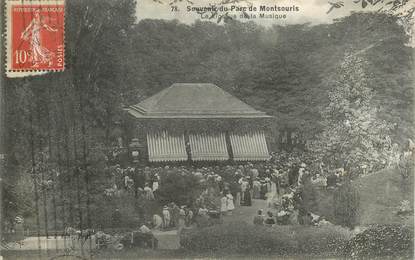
[{"x1": 6, "y1": 0, "x2": 65, "y2": 77}]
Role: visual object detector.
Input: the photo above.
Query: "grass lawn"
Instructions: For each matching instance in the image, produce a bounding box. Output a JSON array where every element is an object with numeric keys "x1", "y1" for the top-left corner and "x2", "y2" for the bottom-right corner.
[
  {"x1": 0, "y1": 249, "x2": 369, "y2": 260},
  {"x1": 353, "y1": 167, "x2": 414, "y2": 226},
  {"x1": 313, "y1": 167, "x2": 414, "y2": 226}
]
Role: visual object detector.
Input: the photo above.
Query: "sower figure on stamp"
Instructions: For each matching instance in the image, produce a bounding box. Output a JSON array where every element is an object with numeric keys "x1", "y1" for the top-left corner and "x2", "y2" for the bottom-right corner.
[{"x1": 20, "y1": 9, "x2": 58, "y2": 67}]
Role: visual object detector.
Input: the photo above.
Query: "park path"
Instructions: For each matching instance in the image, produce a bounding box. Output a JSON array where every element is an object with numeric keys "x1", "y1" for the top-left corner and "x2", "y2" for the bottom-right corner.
[
  {"x1": 0, "y1": 235, "x2": 96, "y2": 251},
  {"x1": 154, "y1": 199, "x2": 269, "y2": 249},
  {"x1": 153, "y1": 230, "x2": 179, "y2": 250},
  {"x1": 223, "y1": 199, "x2": 268, "y2": 224},
  {"x1": 2, "y1": 231, "x2": 180, "y2": 251}
]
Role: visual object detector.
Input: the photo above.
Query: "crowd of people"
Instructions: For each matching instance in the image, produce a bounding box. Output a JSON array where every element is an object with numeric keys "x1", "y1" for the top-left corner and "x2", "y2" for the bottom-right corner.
[
  {"x1": 102, "y1": 144, "x2": 414, "y2": 232},
  {"x1": 152, "y1": 203, "x2": 194, "y2": 231},
  {"x1": 4, "y1": 140, "x2": 412, "y2": 250},
  {"x1": 102, "y1": 150, "x2": 338, "y2": 230}
]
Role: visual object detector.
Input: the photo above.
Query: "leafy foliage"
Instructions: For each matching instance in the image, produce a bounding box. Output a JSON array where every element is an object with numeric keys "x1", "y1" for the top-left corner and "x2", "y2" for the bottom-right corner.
[
  {"x1": 310, "y1": 54, "x2": 393, "y2": 171},
  {"x1": 180, "y1": 222, "x2": 352, "y2": 255},
  {"x1": 2, "y1": 0, "x2": 137, "y2": 230},
  {"x1": 156, "y1": 171, "x2": 203, "y2": 206},
  {"x1": 346, "y1": 224, "x2": 414, "y2": 258}
]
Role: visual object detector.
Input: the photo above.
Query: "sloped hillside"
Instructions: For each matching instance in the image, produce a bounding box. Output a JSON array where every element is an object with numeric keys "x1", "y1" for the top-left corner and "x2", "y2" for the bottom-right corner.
[{"x1": 353, "y1": 168, "x2": 414, "y2": 226}]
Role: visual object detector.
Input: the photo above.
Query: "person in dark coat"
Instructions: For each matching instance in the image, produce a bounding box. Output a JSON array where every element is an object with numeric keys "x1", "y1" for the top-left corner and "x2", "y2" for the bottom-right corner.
[
  {"x1": 260, "y1": 180, "x2": 267, "y2": 200},
  {"x1": 253, "y1": 210, "x2": 264, "y2": 225},
  {"x1": 326, "y1": 173, "x2": 338, "y2": 188},
  {"x1": 288, "y1": 164, "x2": 300, "y2": 186},
  {"x1": 243, "y1": 186, "x2": 252, "y2": 206},
  {"x1": 264, "y1": 211, "x2": 276, "y2": 226},
  {"x1": 112, "y1": 208, "x2": 122, "y2": 228},
  {"x1": 217, "y1": 176, "x2": 224, "y2": 193},
  {"x1": 14, "y1": 216, "x2": 25, "y2": 246},
  {"x1": 171, "y1": 203, "x2": 180, "y2": 228},
  {"x1": 302, "y1": 212, "x2": 313, "y2": 225},
  {"x1": 134, "y1": 168, "x2": 145, "y2": 188}
]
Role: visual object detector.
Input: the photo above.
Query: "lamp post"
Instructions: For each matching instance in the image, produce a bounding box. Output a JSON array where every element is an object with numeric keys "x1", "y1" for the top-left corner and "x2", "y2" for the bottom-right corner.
[{"x1": 129, "y1": 138, "x2": 143, "y2": 164}]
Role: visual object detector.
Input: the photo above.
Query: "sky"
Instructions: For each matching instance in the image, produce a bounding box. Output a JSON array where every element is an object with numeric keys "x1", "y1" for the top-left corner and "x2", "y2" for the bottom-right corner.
[{"x1": 135, "y1": 0, "x2": 380, "y2": 26}]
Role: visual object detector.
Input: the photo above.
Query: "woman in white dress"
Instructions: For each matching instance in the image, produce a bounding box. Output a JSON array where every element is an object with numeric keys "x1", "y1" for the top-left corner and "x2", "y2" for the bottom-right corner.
[
  {"x1": 152, "y1": 174, "x2": 160, "y2": 191},
  {"x1": 153, "y1": 214, "x2": 163, "y2": 230},
  {"x1": 270, "y1": 175, "x2": 277, "y2": 197},
  {"x1": 178, "y1": 207, "x2": 186, "y2": 233},
  {"x1": 220, "y1": 194, "x2": 228, "y2": 215},
  {"x1": 144, "y1": 183, "x2": 154, "y2": 200},
  {"x1": 226, "y1": 193, "x2": 235, "y2": 215},
  {"x1": 265, "y1": 178, "x2": 275, "y2": 208}
]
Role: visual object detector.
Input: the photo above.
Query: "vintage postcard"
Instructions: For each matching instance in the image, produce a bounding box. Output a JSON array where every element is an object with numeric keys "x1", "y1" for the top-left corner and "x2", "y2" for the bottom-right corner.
[{"x1": 0, "y1": 0, "x2": 414, "y2": 259}]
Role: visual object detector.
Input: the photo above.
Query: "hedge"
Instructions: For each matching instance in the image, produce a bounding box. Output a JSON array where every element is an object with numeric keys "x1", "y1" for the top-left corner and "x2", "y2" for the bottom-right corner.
[
  {"x1": 181, "y1": 222, "x2": 414, "y2": 257},
  {"x1": 346, "y1": 224, "x2": 414, "y2": 258},
  {"x1": 292, "y1": 225, "x2": 351, "y2": 255},
  {"x1": 180, "y1": 221, "x2": 352, "y2": 256}
]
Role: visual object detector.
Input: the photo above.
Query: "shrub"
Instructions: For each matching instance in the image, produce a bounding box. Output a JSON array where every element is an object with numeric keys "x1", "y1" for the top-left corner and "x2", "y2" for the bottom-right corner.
[
  {"x1": 300, "y1": 176, "x2": 319, "y2": 213},
  {"x1": 157, "y1": 171, "x2": 203, "y2": 206},
  {"x1": 180, "y1": 222, "x2": 351, "y2": 256},
  {"x1": 90, "y1": 192, "x2": 153, "y2": 229},
  {"x1": 180, "y1": 222, "x2": 293, "y2": 254},
  {"x1": 346, "y1": 224, "x2": 414, "y2": 258},
  {"x1": 292, "y1": 225, "x2": 352, "y2": 255}
]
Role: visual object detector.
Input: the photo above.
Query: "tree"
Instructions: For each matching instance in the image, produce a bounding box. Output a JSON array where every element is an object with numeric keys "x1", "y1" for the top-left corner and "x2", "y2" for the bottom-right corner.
[
  {"x1": 328, "y1": 0, "x2": 414, "y2": 37},
  {"x1": 311, "y1": 54, "x2": 393, "y2": 173},
  {"x1": 333, "y1": 179, "x2": 360, "y2": 228},
  {"x1": 2, "y1": 0, "x2": 137, "y2": 233},
  {"x1": 156, "y1": 171, "x2": 203, "y2": 206}
]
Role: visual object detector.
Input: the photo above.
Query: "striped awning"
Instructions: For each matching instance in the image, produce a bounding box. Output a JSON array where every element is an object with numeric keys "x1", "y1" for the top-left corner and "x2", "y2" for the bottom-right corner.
[
  {"x1": 229, "y1": 131, "x2": 270, "y2": 161},
  {"x1": 147, "y1": 131, "x2": 188, "y2": 162},
  {"x1": 188, "y1": 132, "x2": 229, "y2": 161}
]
